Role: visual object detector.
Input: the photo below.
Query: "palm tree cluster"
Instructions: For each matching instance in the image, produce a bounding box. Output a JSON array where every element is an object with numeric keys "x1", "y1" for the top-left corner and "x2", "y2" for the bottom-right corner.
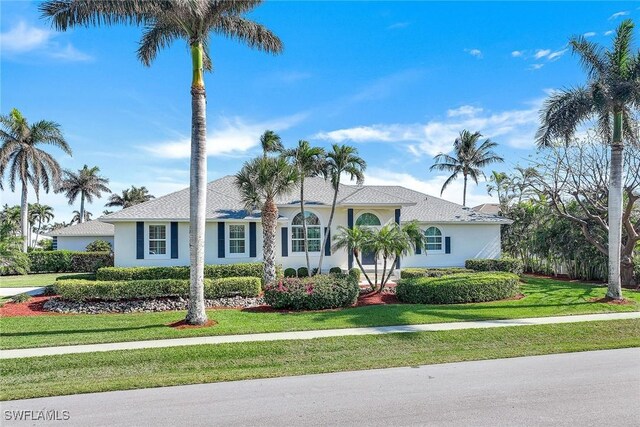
[
  {"x1": 106, "y1": 186, "x2": 155, "y2": 209},
  {"x1": 56, "y1": 165, "x2": 111, "y2": 224}
]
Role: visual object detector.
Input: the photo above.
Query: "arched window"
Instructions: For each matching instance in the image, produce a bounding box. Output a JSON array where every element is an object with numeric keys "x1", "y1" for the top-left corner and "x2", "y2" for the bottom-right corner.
[
  {"x1": 356, "y1": 213, "x2": 381, "y2": 227},
  {"x1": 424, "y1": 227, "x2": 443, "y2": 251},
  {"x1": 291, "y1": 211, "x2": 321, "y2": 253}
]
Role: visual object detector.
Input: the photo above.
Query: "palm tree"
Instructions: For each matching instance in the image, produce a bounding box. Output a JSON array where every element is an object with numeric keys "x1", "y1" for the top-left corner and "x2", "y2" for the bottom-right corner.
[
  {"x1": 317, "y1": 144, "x2": 366, "y2": 273},
  {"x1": 283, "y1": 140, "x2": 326, "y2": 276},
  {"x1": 29, "y1": 203, "x2": 54, "y2": 248},
  {"x1": 332, "y1": 225, "x2": 376, "y2": 288},
  {"x1": 71, "y1": 210, "x2": 93, "y2": 224},
  {"x1": 57, "y1": 165, "x2": 110, "y2": 224},
  {"x1": 0, "y1": 205, "x2": 21, "y2": 238},
  {"x1": 536, "y1": 19, "x2": 640, "y2": 300},
  {"x1": 41, "y1": 0, "x2": 283, "y2": 325},
  {"x1": 260, "y1": 130, "x2": 283, "y2": 157},
  {"x1": 105, "y1": 186, "x2": 155, "y2": 209},
  {"x1": 430, "y1": 130, "x2": 504, "y2": 206},
  {"x1": 0, "y1": 108, "x2": 71, "y2": 252},
  {"x1": 235, "y1": 156, "x2": 298, "y2": 284}
]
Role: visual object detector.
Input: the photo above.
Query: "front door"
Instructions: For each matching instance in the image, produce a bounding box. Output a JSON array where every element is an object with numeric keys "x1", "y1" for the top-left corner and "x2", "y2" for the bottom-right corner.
[{"x1": 362, "y1": 250, "x2": 376, "y2": 265}]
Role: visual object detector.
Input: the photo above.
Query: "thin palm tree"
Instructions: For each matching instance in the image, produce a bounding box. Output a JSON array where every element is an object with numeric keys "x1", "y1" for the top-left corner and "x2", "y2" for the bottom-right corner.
[
  {"x1": 235, "y1": 155, "x2": 298, "y2": 285},
  {"x1": 0, "y1": 204, "x2": 22, "y2": 238},
  {"x1": 29, "y1": 203, "x2": 54, "y2": 248},
  {"x1": 536, "y1": 19, "x2": 640, "y2": 300},
  {"x1": 283, "y1": 140, "x2": 326, "y2": 276},
  {"x1": 71, "y1": 210, "x2": 93, "y2": 224},
  {"x1": 332, "y1": 225, "x2": 376, "y2": 288},
  {"x1": 260, "y1": 130, "x2": 283, "y2": 157},
  {"x1": 57, "y1": 165, "x2": 110, "y2": 224},
  {"x1": 105, "y1": 185, "x2": 155, "y2": 209},
  {"x1": 430, "y1": 130, "x2": 504, "y2": 206},
  {"x1": 41, "y1": 0, "x2": 283, "y2": 325},
  {"x1": 0, "y1": 108, "x2": 71, "y2": 252},
  {"x1": 317, "y1": 144, "x2": 366, "y2": 273}
]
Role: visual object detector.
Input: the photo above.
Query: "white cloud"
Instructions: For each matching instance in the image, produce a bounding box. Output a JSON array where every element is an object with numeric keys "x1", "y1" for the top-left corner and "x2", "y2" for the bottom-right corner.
[
  {"x1": 547, "y1": 49, "x2": 567, "y2": 61},
  {"x1": 528, "y1": 63, "x2": 545, "y2": 70},
  {"x1": 609, "y1": 11, "x2": 629, "y2": 20},
  {"x1": 364, "y1": 169, "x2": 497, "y2": 207},
  {"x1": 465, "y1": 48, "x2": 483, "y2": 58},
  {"x1": 142, "y1": 113, "x2": 307, "y2": 159},
  {"x1": 314, "y1": 98, "x2": 542, "y2": 155},
  {"x1": 583, "y1": 32, "x2": 597, "y2": 38},
  {"x1": 387, "y1": 22, "x2": 410, "y2": 30},
  {"x1": 0, "y1": 20, "x2": 91, "y2": 62},
  {"x1": 511, "y1": 50, "x2": 524, "y2": 57},
  {"x1": 605, "y1": 30, "x2": 614, "y2": 36},
  {"x1": 534, "y1": 49, "x2": 551, "y2": 59}
]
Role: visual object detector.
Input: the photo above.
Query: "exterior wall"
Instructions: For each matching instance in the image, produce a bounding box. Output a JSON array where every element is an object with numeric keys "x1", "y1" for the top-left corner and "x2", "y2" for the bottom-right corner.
[
  {"x1": 402, "y1": 223, "x2": 502, "y2": 268},
  {"x1": 56, "y1": 236, "x2": 114, "y2": 252}
]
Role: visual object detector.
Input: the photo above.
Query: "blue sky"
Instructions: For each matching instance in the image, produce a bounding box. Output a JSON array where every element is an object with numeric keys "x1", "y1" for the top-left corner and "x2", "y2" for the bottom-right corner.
[{"x1": 1, "y1": 1, "x2": 635, "y2": 221}]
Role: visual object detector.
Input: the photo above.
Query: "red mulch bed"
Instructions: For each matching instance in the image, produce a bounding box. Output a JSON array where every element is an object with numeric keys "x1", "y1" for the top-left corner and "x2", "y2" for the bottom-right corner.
[
  {"x1": 0, "y1": 296, "x2": 60, "y2": 318},
  {"x1": 355, "y1": 291, "x2": 399, "y2": 306},
  {"x1": 589, "y1": 297, "x2": 633, "y2": 305},
  {"x1": 167, "y1": 319, "x2": 218, "y2": 329}
]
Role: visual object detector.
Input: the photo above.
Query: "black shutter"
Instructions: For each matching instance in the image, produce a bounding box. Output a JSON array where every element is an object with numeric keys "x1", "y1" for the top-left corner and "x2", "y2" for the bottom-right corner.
[
  {"x1": 445, "y1": 236, "x2": 451, "y2": 254},
  {"x1": 347, "y1": 209, "x2": 354, "y2": 269},
  {"x1": 170, "y1": 222, "x2": 178, "y2": 259},
  {"x1": 136, "y1": 222, "x2": 144, "y2": 259},
  {"x1": 52, "y1": 236, "x2": 58, "y2": 250},
  {"x1": 324, "y1": 227, "x2": 331, "y2": 256},
  {"x1": 218, "y1": 222, "x2": 225, "y2": 258},
  {"x1": 416, "y1": 242, "x2": 422, "y2": 255},
  {"x1": 281, "y1": 227, "x2": 288, "y2": 257},
  {"x1": 395, "y1": 208, "x2": 401, "y2": 224},
  {"x1": 249, "y1": 222, "x2": 257, "y2": 258}
]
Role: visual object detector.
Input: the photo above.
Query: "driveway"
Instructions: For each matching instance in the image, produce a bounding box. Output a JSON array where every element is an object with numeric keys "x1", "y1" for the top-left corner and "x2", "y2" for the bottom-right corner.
[
  {"x1": 0, "y1": 287, "x2": 45, "y2": 297},
  {"x1": 2, "y1": 348, "x2": 639, "y2": 426}
]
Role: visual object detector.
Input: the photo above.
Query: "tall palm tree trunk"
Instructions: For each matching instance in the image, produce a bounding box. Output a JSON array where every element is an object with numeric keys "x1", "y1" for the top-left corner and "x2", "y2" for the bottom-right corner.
[
  {"x1": 607, "y1": 111, "x2": 624, "y2": 299},
  {"x1": 318, "y1": 185, "x2": 338, "y2": 273},
  {"x1": 462, "y1": 174, "x2": 468, "y2": 207},
  {"x1": 79, "y1": 192, "x2": 86, "y2": 223},
  {"x1": 262, "y1": 198, "x2": 278, "y2": 284},
  {"x1": 186, "y1": 42, "x2": 208, "y2": 325},
  {"x1": 299, "y1": 180, "x2": 311, "y2": 276},
  {"x1": 20, "y1": 181, "x2": 28, "y2": 253},
  {"x1": 34, "y1": 218, "x2": 42, "y2": 248}
]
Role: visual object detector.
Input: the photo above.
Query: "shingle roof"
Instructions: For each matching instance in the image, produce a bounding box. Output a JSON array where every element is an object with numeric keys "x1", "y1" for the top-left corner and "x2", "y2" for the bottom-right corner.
[
  {"x1": 101, "y1": 175, "x2": 508, "y2": 224},
  {"x1": 46, "y1": 220, "x2": 114, "y2": 237},
  {"x1": 473, "y1": 203, "x2": 502, "y2": 215}
]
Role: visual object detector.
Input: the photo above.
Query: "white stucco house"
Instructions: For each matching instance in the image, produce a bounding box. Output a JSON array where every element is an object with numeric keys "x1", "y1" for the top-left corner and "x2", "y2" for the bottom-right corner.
[
  {"x1": 98, "y1": 176, "x2": 509, "y2": 273},
  {"x1": 46, "y1": 220, "x2": 115, "y2": 251}
]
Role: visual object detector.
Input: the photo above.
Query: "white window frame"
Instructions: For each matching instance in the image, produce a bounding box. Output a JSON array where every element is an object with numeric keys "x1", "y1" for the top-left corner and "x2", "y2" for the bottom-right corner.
[
  {"x1": 290, "y1": 211, "x2": 322, "y2": 254},
  {"x1": 146, "y1": 223, "x2": 169, "y2": 259},
  {"x1": 424, "y1": 226, "x2": 444, "y2": 253},
  {"x1": 227, "y1": 223, "x2": 248, "y2": 257}
]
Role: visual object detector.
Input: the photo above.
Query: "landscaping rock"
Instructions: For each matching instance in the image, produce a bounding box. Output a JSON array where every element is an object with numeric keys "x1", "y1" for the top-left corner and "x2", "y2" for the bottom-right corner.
[{"x1": 43, "y1": 296, "x2": 265, "y2": 314}]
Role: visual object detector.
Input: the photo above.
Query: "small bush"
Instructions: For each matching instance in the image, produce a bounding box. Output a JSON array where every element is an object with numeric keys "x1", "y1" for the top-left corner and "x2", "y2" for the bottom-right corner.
[
  {"x1": 27, "y1": 251, "x2": 113, "y2": 273},
  {"x1": 11, "y1": 293, "x2": 32, "y2": 303},
  {"x1": 297, "y1": 267, "x2": 309, "y2": 278},
  {"x1": 348, "y1": 267, "x2": 361, "y2": 282},
  {"x1": 53, "y1": 276, "x2": 261, "y2": 302},
  {"x1": 401, "y1": 267, "x2": 475, "y2": 279},
  {"x1": 97, "y1": 262, "x2": 266, "y2": 283},
  {"x1": 284, "y1": 268, "x2": 297, "y2": 278},
  {"x1": 86, "y1": 240, "x2": 112, "y2": 252},
  {"x1": 329, "y1": 267, "x2": 343, "y2": 274},
  {"x1": 264, "y1": 273, "x2": 359, "y2": 310},
  {"x1": 465, "y1": 257, "x2": 524, "y2": 275},
  {"x1": 396, "y1": 272, "x2": 520, "y2": 304}
]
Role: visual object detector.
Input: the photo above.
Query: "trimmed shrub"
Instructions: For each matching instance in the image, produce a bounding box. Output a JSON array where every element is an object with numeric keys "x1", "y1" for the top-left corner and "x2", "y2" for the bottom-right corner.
[
  {"x1": 400, "y1": 267, "x2": 475, "y2": 279},
  {"x1": 465, "y1": 257, "x2": 524, "y2": 275},
  {"x1": 53, "y1": 276, "x2": 261, "y2": 302},
  {"x1": 329, "y1": 267, "x2": 343, "y2": 274},
  {"x1": 264, "y1": 273, "x2": 359, "y2": 310},
  {"x1": 97, "y1": 262, "x2": 266, "y2": 283},
  {"x1": 11, "y1": 293, "x2": 32, "y2": 303},
  {"x1": 28, "y1": 251, "x2": 112, "y2": 273},
  {"x1": 348, "y1": 267, "x2": 361, "y2": 282},
  {"x1": 56, "y1": 273, "x2": 96, "y2": 281},
  {"x1": 284, "y1": 268, "x2": 297, "y2": 278},
  {"x1": 86, "y1": 240, "x2": 112, "y2": 252},
  {"x1": 297, "y1": 267, "x2": 309, "y2": 278},
  {"x1": 396, "y1": 272, "x2": 520, "y2": 304}
]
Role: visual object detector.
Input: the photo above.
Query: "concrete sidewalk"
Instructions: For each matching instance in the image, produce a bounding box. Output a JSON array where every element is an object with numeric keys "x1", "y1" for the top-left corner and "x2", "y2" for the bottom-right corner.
[
  {"x1": 0, "y1": 287, "x2": 45, "y2": 297},
  {"x1": 2, "y1": 311, "x2": 638, "y2": 360}
]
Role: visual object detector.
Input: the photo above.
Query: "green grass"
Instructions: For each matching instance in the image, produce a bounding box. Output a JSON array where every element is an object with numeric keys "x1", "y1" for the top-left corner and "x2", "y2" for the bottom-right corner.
[
  {"x1": 0, "y1": 272, "x2": 86, "y2": 288},
  {"x1": 1, "y1": 319, "x2": 638, "y2": 400},
  {"x1": 1, "y1": 276, "x2": 638, "y2": 350}
]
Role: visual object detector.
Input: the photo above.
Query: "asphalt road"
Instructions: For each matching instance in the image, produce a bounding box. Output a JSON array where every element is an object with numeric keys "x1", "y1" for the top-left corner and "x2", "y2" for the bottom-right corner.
[{"x1": 3, "y1": 348, "x2": 639, "y2": 426}]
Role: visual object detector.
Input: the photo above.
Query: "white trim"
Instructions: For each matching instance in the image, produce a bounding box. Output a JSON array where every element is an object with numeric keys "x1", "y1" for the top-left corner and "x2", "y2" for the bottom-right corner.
[
  {"x1": 227, "y1": 223, "x2": 248, "y2": 258},
  {"x1": 424, "y1": 226, "x2": 444, "y2": 254},
  {"x1": 290, "y1": 209, "x2": 323, "y2": 256},
  {"x1": 146, "y1": 223, "x2": 170, "y2": 259}
]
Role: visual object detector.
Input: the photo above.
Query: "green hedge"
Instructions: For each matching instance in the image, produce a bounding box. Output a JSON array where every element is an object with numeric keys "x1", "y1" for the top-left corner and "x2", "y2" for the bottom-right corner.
[
  {"x1": 53, "y1": 277, "x2": 261, "y2": 302},
  {"x1": 465, "y1": 257, "x2": 524, "y2": 275},
  {"x1": 348, "y1": 268, "x2": 361, "y2": 282},
  {"x1": 264, "y1": 274, "x2": 359, "y2": 310},
  {"x1": 396, "y1": 272, "x2": 520, "y2": 304},
  {"x1": 28, "y1": 251, "x2": 113, "y2": 273},
  {"x1": 284, "y1": 268, "x2": 297, "y2": 278},
  {"x1": 400, "y1": 267, "x2": 475, "y2": 279},
  {"x1": 96, "y1": 262, "x2": 274, "y2": 284}
]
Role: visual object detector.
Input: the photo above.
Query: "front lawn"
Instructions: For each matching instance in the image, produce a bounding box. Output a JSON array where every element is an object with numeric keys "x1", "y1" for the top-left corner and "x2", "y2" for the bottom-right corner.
[
  {"x1": 1, "y1": 276, "x2": 638, "y2": 350},
  {"x1": 1, "y1": 319, "x2": 638, "y2": 400},
  {"x1": 0, "y1": 273, "x2": 87, "y2": 288}
]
